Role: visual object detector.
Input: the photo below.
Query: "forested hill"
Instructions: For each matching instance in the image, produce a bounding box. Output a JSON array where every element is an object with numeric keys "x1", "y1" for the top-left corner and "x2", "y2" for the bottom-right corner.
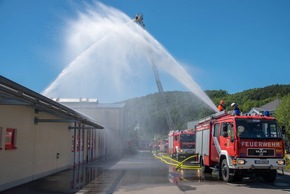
[
  {"x1": 123, "y1": 84, "x2": 290, "y2": 139},
  {"x1": 208, "y1": 84, "x2": 290, "y2": 111}
]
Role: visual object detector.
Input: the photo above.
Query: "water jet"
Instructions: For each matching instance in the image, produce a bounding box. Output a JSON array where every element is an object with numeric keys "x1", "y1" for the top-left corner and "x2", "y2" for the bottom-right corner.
[{"x1": 42, "y1": 2, "x2": 218, "y2": 112}]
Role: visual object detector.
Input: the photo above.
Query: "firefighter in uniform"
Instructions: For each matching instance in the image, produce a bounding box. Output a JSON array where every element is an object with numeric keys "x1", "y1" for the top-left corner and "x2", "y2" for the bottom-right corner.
[
  {"x1": 217, "y1": 100, "x2": 226, "y2": 111},
  {"x1": 231, "y1": 102, "x2": 240, "y2": 115}
]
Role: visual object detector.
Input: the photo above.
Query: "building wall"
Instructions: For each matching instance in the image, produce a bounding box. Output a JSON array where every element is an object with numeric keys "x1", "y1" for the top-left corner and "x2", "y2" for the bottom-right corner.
[
  {"x1": 69, "y1": 106, "x2": 126, "y2": 158},
  {"x1": 33, "y1": 111, "x2": 72, "y2": 175},
  {"x1": 0, "y1": 105, "x2": 72, "y2": 191},
  {"x1": 75, "y1": 107, "x2": 125, "y2": 131}
]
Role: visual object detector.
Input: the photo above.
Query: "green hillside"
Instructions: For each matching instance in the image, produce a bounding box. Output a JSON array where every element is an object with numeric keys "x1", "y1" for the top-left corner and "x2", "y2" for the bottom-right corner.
[
  {"x1": 210, "y1": 84, "x2": 290, "y2": 112},
  {"x1": 124, "y1": 84, "x2": 290, "y2": 140}
]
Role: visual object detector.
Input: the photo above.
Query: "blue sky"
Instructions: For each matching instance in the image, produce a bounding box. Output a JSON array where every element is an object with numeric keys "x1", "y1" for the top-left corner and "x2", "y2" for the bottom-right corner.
[{"x1": 1, "y1": 0, "x2": 290, "y2": 100}]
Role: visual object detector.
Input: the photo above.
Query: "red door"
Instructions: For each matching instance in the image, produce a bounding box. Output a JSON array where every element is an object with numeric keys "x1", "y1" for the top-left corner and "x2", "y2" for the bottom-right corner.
[{"x1": 219, "y1": 121, "x2": 235, "y2": 157}]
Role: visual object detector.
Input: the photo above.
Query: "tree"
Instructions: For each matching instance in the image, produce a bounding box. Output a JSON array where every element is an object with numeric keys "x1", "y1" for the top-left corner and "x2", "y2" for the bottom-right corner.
[
  {"x1": 275, "y1": 94, "x2": 290, "y2": 138},
  {"x1": 124, "y1": 85, "x2": 290, "y2": 141}
]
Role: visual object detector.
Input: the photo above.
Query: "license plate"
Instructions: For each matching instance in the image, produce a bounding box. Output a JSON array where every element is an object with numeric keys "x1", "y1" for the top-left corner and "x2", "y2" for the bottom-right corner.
[{"x1": 255, "y1": 160, "x2": 269, "y2": 164}]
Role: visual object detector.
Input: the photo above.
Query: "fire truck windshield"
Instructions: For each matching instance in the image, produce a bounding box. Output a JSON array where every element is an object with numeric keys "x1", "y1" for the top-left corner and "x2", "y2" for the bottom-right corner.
[
  {"x1": 180, "y1": 134, "x2": 195, "y2": 142},
  {"x1": 236, "y1": 119, "x2": 282, "y2": 139},
  {"x1": 180, "y1": 134, "x2": 195, "y2": 149}
]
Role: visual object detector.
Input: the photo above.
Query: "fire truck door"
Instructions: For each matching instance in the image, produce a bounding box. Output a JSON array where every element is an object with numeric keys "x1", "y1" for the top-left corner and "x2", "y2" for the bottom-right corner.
[
  {"x1": 219, "y1": 122, "x2": 235, "y2": 156},
  {"x1": 210, "y1": 123, "x2": 220, "y2": 163}
]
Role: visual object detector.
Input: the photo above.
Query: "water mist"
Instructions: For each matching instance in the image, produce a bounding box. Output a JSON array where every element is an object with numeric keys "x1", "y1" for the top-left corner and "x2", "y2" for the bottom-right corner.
[{"x1": 42, "y1": 2, "x2": 218, "y2": 112}]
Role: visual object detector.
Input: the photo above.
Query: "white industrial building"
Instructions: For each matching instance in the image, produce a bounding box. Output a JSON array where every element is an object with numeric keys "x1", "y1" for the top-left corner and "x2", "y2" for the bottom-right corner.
[{"x1": 53, "y1": 98, "x2": 127, "y2": 159}]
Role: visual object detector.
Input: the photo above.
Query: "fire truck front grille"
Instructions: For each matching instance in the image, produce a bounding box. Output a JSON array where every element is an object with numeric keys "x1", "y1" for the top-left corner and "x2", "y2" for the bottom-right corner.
[{"x1": 247, "y1": 148, "x2": 275, "y2": 157}]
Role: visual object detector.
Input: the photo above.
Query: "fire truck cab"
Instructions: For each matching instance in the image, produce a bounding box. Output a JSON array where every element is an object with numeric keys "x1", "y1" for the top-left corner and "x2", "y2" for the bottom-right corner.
[
  {"x1": 168, "y1": 130, "x2": 196, "y2": 160},
  {"x1": 195, "y1": 111, "x2": 286, "y2": 182}
]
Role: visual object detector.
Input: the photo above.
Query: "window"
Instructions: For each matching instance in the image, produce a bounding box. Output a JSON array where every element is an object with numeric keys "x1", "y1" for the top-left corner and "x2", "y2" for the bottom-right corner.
[
  {"x1": 228, "y1": 123, "x2": 234, "y2": 140},
  {"x1": 5, "y1": 128, "x2": 17, "y2": 150},
  {"x1": 213, "y1": 124, "x2": 220, "y2": 137},
  {"x1": 180, "y1": 134, "x2": 195, "y2": 142},
  {"x1": 236, "y1": 119, "x2": 281, "y2": 139},
  {"x1": 174, "y1": 135, "x2": 179, "y2": 141},
  {"x1": 220, "y1": 123, "x2": 228, "y2": 136},
  {"x1": 220, "y1": 122, "x2": 234, "y2": 139}
]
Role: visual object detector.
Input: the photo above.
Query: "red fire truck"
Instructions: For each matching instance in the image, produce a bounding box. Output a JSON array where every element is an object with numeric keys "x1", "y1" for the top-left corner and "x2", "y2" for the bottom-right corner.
[
  {"x1": 168, "y1": 130, "x2": 196, "y2": 160},
  {"x1": 194, "y1": 111, "x2": 286, "y2": 182}
]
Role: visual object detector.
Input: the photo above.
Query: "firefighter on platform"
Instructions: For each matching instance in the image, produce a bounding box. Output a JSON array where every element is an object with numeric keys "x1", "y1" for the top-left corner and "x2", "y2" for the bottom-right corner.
[
  {"x1": 231, "y1": 102, "x2": 240, "y2": 115},
  {"x1": 217, "y1": 100, "x2": 225, "y2": 111}
]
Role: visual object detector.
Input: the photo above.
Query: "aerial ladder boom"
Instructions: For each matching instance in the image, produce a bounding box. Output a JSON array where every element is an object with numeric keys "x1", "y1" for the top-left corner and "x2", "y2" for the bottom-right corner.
[
  {"x1": 134, "y1": 13, "x2": 174, "y2": 130},
  {"x1": 151, "y1": 61, "x2": 174, "y2": 130}
]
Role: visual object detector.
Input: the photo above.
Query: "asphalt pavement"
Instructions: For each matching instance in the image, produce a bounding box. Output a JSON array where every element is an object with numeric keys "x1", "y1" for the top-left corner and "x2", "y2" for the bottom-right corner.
[{"x1": 2, "y1": 152, "x2": 290, "y2": 194}]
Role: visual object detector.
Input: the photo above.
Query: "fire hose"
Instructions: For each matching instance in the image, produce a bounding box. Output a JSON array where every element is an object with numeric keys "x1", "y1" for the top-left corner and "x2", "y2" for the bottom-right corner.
[{"x1": 154, "y1": 154, "x2": 200, "y2": 170}]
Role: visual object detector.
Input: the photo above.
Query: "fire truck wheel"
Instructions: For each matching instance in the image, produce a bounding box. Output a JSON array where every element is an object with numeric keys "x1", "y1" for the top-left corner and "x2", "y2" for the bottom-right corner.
[
  {"x1": 221, "y1": 159, "x2": 234, "y2": 182},
  {"x1": 262, "y1": 170, "x2": 277, "y2": 183}
]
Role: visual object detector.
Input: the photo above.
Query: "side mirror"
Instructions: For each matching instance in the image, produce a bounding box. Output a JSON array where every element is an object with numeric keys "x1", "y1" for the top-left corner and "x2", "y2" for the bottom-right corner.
[{"x1": 282, "y1": 126, "x2": 286, "y2": 134}]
